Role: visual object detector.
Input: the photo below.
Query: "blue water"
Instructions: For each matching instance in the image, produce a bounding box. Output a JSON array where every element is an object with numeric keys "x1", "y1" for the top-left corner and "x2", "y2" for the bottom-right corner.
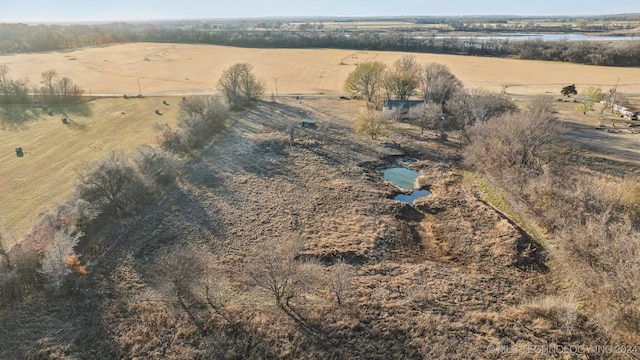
[
  {"x1": 382, "y1": 168, "x2": 418, "y2": 191},
  {"x1": 394, "y1": 190, "x2": 432, "y2": 206},
  {"x1": 415, "y1": 34, "x2": 640, "y2": 42},
  {"x1": 382, "y1": 167, "x2": 431, "y2": 205}
]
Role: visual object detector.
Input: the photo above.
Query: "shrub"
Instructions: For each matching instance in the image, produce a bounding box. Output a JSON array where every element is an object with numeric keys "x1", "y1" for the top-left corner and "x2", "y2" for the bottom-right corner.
[
  {"x1": 464, "y1": 108, "x2": 563, "y2": 177},
  {"x1": 354, "y1": 109, "x2": 393, "y2": 140},
  {"x1": 133, "y1": 145, "x2": 183, "y2": 189},
  {"x1": 155, "y1": 125, "x2": 188, "y2": 154},
  {"x1": 76, "y1": 152, "x2": 154, "y2": 217},
  {"x1": 39, "y1": 227, "x2": 84, "y2": 292},
  {"x1": 156, "y1": 97, "x2": 230, "y2": 154}
]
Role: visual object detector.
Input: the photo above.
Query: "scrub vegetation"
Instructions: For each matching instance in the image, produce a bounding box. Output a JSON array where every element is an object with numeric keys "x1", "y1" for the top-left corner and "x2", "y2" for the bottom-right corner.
[{"x1": 0, "y1": 47, "x2": 639, "y2": 359}]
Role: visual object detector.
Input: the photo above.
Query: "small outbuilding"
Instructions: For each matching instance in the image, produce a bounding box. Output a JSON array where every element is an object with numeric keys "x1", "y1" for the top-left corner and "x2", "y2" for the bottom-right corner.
[
  {"x1": 382, "y1": 100, "x2": 424, "y2": 116},
  {"x1": 301, "y1": 118, "x2": 317, "y2": 128},
  {"x1": 15, "y1": 147, "x2": 23, "y2": 157}
]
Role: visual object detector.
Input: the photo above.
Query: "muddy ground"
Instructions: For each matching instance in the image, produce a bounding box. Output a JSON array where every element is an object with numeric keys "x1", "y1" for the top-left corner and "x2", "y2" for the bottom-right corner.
[{"x1": 0, "y1": 97, "x2": 609, "y2": 359}]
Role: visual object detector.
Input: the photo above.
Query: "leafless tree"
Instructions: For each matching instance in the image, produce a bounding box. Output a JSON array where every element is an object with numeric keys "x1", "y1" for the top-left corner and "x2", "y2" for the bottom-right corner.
[
  {"x1": 157, "y1": 244, "x2": 206, "y2": 299},
  {"x1": 447, "y1": 89, "x2": 517, "y2": 130},
  {"x1": 422, "y1": 62, "x2": 462, "y2": 105},
  {"x1": 383, "y1": 55, "x2": 422, "y2": 100},
  {"x1": 407, "y1": 102, "x2": 443, "y2": 134},
  {"x1": 247, "y1": 238, "x2": 318, "y2": 310},
  {"x1": 328, "y1": 260, "x2": 356, "y2": 305},
  {"x1": 527, "y1": 95, "x2": 555, "y2": 119},
  {"x1": 0, "y1": 65, "x2": 31, "y2": 104},
  {"x1": 39, "y1": 227, "x2": 84, "y2": 292},
  {"x1": 40, "y1": 70, "x2": 57, "y2": 100},
  {"x1": 217, "y1": 63, "x2": 264, "y2": 109},
  {"x1": 76, "y1": 152, "x2": 153, "y2": 217}
]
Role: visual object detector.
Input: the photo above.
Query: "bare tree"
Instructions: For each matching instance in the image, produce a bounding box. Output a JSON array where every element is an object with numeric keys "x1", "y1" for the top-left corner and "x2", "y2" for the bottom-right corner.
[
  {"x1": 447, "y1": 89, "x2": 517, "y2": 130},
  {"x1": 40, "y1": 70, "x2": 57, "y2": 101},
  {"x1": 54, "y1": 76, "x2": 83, "y2": 103},
  {"x1": 384, "y1": 55, "x2": 422, "y2": 100},
  {"x1": 247, "y1": 238, "x2": 318, "y2": 311},
  {"x1": 407, "y1": 102, "x2": 443, "y2": 134},
  {"x1": 217, "y1": 63, "x2": 264, "y2": 109},
  {"x1": 0, "y1": 65, "x2": 31, "y2": 105},
  {"x1": 422, "y1": 62, "x2": 462, "y2": 106},
  {"x1": 343, "y1": 61, "x2": 386, "y2": 102},
  {"x1": 527, "y1": 95, "x2": 555, "y2": 118},
  {"x1": 39, "y1": 227, "x2": 84, "y2": 292},
  {"x1": 157, "y1": 244, "x2": 206, "y2": 299},
  {"x1": 76, "y1": 152, "x2": 153, "y2": 217},
  {"x1": 467, "y1": 89, "x2": 518, "y2": 124},
  {"x1": 328, "y1": 260, "x2": 356, "y2": 305}
]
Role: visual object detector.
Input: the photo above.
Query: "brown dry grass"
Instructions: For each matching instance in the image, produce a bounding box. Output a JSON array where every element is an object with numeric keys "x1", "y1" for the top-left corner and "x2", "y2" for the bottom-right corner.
[
  {"x1": 1, "y1": 97, "x2": 612, "y2": 359},
  {"x1": 0, "y1": 97, "x2": 179, "y2": 247},
  {"x1": 2, "y1": 43, "x2": 640, "y2": 96}
]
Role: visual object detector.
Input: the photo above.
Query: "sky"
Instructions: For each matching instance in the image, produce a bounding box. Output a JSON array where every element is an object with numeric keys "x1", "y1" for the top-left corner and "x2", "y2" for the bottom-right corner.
[{"x1": 1, "y1": 0, "x2": 639, "y2": 22}]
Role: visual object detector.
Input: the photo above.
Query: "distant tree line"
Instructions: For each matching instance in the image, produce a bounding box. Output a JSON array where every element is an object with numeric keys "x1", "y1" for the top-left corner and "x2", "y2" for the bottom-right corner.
[
  {"x1": 1, "y1": 22, "x2": 640, "y2": 66},
  {"x1": 136, "y1": 28, "x2": 640, "y2": 66}
]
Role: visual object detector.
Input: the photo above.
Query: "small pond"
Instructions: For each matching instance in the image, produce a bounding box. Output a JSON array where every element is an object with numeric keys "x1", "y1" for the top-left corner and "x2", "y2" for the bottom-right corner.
[
  {"x1": 394, "y1": 190, "x2": 431, "y2": 206},
  {"x1": 382, "y1": 167, "x2": 419, "y2": 191},
  {"x1": 382, "y1": 167, "x2": 431, "y2": 205}
]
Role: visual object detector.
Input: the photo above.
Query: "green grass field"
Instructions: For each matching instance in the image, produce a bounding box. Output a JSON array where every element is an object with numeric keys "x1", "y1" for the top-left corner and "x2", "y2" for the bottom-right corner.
[{"x1": 0, "y1": 97, "x2": 179, "y2": 247}]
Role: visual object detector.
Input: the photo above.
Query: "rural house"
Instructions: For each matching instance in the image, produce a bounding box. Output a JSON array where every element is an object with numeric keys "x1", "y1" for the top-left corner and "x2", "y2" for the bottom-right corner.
[{"x1": 382, "y1": 100, "x2": 424, "y2": 116}]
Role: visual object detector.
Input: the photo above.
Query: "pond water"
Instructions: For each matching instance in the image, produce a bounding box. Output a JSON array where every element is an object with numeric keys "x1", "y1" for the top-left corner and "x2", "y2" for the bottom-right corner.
[
  {"x1": 382, "y1": 167, "x2": 431, "y2": 205},
  {"x1": 416, "y1": 33, "x2": 640, "y2": 42},
  {"x1": 394, "y1": 190, "x2": 432, "y2": 206},
  {"x1": 382, "y1": 167, "x2": 419, "y2": 191}
]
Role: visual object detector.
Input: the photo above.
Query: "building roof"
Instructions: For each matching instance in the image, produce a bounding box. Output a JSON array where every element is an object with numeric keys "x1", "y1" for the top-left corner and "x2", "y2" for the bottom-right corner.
[{"x1": 383, "y1": 100, "x2": 424, "y2": 109}]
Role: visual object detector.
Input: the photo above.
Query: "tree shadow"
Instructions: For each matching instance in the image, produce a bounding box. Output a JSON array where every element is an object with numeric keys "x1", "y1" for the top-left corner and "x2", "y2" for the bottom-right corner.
[
  {"x1": 0, "y1": 104, "x2": 40, "y2": 129},
  {"x1": 282, "y1": 305, "x2": 422, "y2": 359},
  {"x1": 0, "y1": 101, "x2": 93, "y2": 130},
  {"x1": 52, "y1": 101, "x2": 93, "y2": 118}
]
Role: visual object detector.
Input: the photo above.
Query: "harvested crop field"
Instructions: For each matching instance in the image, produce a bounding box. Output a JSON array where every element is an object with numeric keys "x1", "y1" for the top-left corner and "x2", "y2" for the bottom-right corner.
[
  {"x1": 2, "y1": 43, "x2": 640, "y2": 96},
  {"x1": 2, "y1": 97, "x2": 608, "y2": 359},
  {"x1": 0, "y1": 97, "x2": 179, "y2": 246}
]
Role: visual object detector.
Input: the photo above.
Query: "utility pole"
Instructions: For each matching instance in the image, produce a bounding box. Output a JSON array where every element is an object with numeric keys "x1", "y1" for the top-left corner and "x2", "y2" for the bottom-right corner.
[
  {"x1": 138, "y1": 79, "x2": 142, "y2": 97},
  {"x1": 274, "y1": 78, "x2": 279, "y2": 98}
]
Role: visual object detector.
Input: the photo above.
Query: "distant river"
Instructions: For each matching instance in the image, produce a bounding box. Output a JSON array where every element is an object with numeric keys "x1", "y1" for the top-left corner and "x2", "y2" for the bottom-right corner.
[{"x1": 416, "y1": 34, "x2": 640, "y2": 42}]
